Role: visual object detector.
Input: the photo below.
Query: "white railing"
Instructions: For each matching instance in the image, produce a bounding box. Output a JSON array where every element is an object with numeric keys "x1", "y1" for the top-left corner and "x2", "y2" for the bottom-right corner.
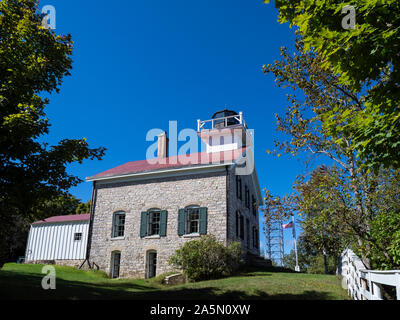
[
  {"x1": 337, "y1": 248, "x2": 400, "y2": 300},
  {"x1": 197, "y1": 111, "x2": 248, "y2": 131}
]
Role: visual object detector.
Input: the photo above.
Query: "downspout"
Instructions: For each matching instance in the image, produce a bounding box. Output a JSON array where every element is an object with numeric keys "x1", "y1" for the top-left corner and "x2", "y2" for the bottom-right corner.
[{"x1": 79, "y1": 181, "x2": 97, "y2": 269}]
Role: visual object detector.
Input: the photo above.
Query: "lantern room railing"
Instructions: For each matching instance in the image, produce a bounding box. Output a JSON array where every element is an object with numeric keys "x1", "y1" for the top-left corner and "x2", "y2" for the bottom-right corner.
[{"x1": 197, "y1": 111, "x2": 248, "y2": 132}]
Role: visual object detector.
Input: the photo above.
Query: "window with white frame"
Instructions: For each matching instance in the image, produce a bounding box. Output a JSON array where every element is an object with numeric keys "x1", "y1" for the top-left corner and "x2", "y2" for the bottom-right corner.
[
  {"x1": 177, "y1": 205, "x2": 207, "y2": 236},
  {"x1": 148, "y1": 209, "x2": 161, "y2": 236},
  {"x1": 186, "y1": 206, "x2": 200, "y2": 234},
  {"x1": 112, "y1": 211, "x2": 125, "y2": 238}
]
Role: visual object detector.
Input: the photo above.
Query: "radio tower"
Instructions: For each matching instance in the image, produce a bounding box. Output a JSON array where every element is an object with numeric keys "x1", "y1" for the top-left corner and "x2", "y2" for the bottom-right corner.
[{"x1": 263, "y1": 208, "x2": 285, "y2": 266}]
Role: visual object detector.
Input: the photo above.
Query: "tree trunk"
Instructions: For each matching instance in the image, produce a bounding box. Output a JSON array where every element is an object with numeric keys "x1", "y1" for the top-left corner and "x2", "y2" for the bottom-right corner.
[{"x1": 323, "y1": 250, "x2": 329, "y2": 274}]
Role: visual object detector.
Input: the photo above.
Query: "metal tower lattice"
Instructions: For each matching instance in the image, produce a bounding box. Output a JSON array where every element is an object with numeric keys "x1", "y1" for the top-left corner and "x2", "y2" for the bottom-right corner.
[{"x1": 263, "y1": 210, "x2": 284, "y2": 266}]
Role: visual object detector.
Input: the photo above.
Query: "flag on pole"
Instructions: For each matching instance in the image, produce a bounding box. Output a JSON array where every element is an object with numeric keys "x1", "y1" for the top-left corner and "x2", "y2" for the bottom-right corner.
[
  {"x1": 282, "y1": 221, "x2": 293, "y2": 229},
  {"x1": 292, "y1": 221, "x2": 296, "y2": 239}
]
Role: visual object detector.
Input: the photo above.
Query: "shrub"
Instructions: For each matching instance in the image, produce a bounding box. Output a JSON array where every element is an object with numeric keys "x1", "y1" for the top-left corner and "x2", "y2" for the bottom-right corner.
[{"x1": 168, "y1": 235, "x2": 243, "y2": 282}]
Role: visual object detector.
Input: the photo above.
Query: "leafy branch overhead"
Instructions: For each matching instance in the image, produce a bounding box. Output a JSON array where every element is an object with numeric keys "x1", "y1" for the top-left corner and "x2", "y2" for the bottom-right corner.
[
  {"x1": 263, "y1": 38, "x2": 400, "y2": 270},
  {"x1": 264, "y1": 0, "x2": 400, "y2": 169},
  {"x1": 0, "y1": 0, "x2": 105, "y2": 266}
]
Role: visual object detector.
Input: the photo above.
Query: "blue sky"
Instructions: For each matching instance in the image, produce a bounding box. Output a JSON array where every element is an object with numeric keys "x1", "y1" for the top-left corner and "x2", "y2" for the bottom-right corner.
[{"x1": 39, "y1": 0, "x2": 309, "y2": 257}]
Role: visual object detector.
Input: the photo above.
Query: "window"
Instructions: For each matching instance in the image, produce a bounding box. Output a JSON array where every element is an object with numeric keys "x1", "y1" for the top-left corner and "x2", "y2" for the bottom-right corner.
[
  {"x1": 252, "y1": 195, "x2": 257, "y2": 216},
  {"x1": 112, "y1": 211, "x2": 125, "y2": 238},
  {"x1": 250, "y1": 227, "x2": 259, "y2": 249},
  {"x1": 111, "y1": 251, "x2": 121, "y2": 278},
  {"x1": 256, "y1": 229, "x2": 259, "y2": 249},
  {"x1": 140, "y1": 209, "x2": 168, "y2": 237},
  {"x1": 246, "y1": 218, "x2": 250, "y2": 245},
  {"x1": 236, "y1": 211, "x2": 244, "y2": 240},
  {"x1": 74, "y1": 232, "x2": 82, "y2": 241},
  {"x1": 148, "y1": 209, "x2": 161, "y2": 236},
  {"x1": 178, "y1": 206, "x2": 207, "y2": 235},
  {"x1": 252, "y1": 226, "x2": 257, "y2": 248},
  {"x1": 245, "y1": 185, "x2": 250, "y2": 208},
  {"x1": 236, "y1": 176, "x2": 242, "y2": 200},
  {"x1": 236, "y1": 211, "x2": 239, "y2": 237},
  {"x1": 187, "y1": 207, "x2": 200, "y2": 234}
]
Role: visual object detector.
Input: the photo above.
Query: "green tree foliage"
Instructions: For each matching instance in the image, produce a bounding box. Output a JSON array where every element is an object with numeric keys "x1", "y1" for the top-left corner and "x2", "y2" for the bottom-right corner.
[
  {"x1": 308, "y1": 255, "x2": 337, "y2": 275},
  {"x1": 283, "y1": 237, "x2": 338, "y2": 274},
  {"x1": 263, "y1": 39, "x2": 400, "y2": 269},
  {"x1": 282, "y1": 237, "x2": 311, "y2": 272},
  {"x1": 33, "y1": 194, "x2": 81, "y2": 218},
  {"x1": 168, "y1": 235, "x2": 244, "y2": 282},
  {"x1": 367, "y1": 170, "x2": 400, "y2": 269},
  {"x1": 0, "y1": 0, "x2": 105, "y2": 266},
  {"x1": 265, "y1": 0, "x2": 400, "y2": 168},
  {"x1": 76, "y1": 201, "x2": 91, "y2": 214},
  {"x1": 296, "y1": 166, "x2": 347, "y2": 261}
]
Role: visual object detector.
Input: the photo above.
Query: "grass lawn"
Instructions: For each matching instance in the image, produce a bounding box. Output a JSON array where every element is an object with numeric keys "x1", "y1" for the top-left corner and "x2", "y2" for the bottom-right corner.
[{"x1": 0, "y1": 263, "x2": 349, "y2": 300}]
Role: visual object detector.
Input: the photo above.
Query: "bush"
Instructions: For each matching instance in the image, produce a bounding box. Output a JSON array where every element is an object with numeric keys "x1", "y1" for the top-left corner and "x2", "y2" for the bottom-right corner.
[{"x1": 168, "y1": 235, "x2": 243, "y2": 282}]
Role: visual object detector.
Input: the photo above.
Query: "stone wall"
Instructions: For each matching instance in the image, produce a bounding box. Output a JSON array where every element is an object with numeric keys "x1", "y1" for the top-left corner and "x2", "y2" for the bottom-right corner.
[
  {"x1": 25, "y1": 259, "x2": 85, "y2": 268},
  {"x1": 227, "y1": 168, "x2": 260, "y2": 256},
  {"x1": 55, "y1": 259, "x2": 86, "y2": 268},
  {"x1": 89, "y1": 171, "x2": 229, "y2": 278}
]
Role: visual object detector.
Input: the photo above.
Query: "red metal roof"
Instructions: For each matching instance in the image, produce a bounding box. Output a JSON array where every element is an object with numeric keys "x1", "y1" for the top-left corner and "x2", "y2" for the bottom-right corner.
[
  {"x1": 32, "y1": 214, "x2": 90, "y2": 225},
  {"x1": 87, "y1": 148, "x2": 246, "y2": 181}
]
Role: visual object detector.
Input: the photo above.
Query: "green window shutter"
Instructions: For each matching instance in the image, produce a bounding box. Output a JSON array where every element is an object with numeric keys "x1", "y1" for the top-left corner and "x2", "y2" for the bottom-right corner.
[
  {"x1": 178, "y1": 209, "x2": 185, "y2": 236},
  {"x1": 112, "y1": 213, "x2": 117, "y2": 238},
  {"x1": 140, "y1": 211, "x2": 148, "y2": 237},
  {"x1": 199, "y1": 207, "x2": 208, "y2": 235},
  {"x1": 159, "y1": 210, "x2": 168, "y2": 236}
]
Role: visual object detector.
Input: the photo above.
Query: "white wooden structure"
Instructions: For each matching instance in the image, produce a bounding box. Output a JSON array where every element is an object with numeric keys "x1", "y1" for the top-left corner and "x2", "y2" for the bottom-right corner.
[
  {"x1": 25, "y1": 214, "x2": 90, "y2": 262},
  {"x1": 197, "y1": 110, "x2": 253, "y2": 154},
  {"x1": 338, "y1": 248, "x2": 400, "y2": 300}
]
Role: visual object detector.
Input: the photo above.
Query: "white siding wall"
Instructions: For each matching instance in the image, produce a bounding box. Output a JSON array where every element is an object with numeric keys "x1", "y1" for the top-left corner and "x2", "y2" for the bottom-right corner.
[
  {"x1": 25, "y1": 221, "x2": 89, "y2": 261},
  {"x1": 206, "y1": 133, "x2": 242, "y2": 153}
]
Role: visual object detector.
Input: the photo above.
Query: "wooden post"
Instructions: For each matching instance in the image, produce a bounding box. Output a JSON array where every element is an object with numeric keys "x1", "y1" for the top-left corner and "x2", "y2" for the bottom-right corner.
[
  {"x1": 372, "y1": 282, "x2": 382, "y2": 300},
  {"x1": 360, "y1": 277, "x2": 368, "y2": 300},
  {"x1": 397, "y1": 273, "x2": 400, "y2": 300}
]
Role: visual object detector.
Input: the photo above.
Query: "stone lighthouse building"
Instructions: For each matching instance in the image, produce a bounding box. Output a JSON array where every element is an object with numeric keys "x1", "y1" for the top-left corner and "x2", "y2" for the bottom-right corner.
[{"x1": 86, "y1": 110, "x2": 262, "y2": 278}]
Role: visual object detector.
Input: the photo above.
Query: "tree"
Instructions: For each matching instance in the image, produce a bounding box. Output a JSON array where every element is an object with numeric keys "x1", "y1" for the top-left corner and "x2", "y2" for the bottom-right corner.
[
  {"x1": 282, "y1": 237, "x2": 310, "y2": 272},
  {"x1": 265, "y1": 0, "x2": 400, "y2": 169},
  {"x1": 34, "y1": 194, "x2": 82, "y2": 218},
  {"x1": 263, "y1": 39, "x2": 398, "y2": 269},
  {"x1": 0, "y1": 0, "x2": 105, "y2": 266},
  {"x1": 295, "y1": 166, "x2": 347, "y2": 269},
  {"x1": 367, "y1": 169, "x2": 400, "y2": 269},
  {"x1": 76, "y1": 201, "x2": 91, "y2": 214}
]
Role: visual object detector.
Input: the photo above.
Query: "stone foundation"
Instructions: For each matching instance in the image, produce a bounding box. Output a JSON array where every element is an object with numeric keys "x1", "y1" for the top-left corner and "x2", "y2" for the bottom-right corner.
[{"x1": 25, "y1": 259, "x2": 85, "y2": 268}]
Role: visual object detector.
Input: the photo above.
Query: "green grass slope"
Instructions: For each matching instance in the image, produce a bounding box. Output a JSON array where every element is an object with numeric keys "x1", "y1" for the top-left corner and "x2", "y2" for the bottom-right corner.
[{"x1": 0, "y1": 263, "x2": 349, "y2": 300}]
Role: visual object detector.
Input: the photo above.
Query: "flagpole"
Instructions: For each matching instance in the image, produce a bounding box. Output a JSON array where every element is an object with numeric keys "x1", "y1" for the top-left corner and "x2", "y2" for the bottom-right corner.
[{"x1": 293, "y1": 215, "x2": 300, "y2": 272}]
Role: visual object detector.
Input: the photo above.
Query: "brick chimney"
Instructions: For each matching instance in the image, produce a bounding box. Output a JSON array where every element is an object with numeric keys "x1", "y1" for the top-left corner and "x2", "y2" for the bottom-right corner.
[{"x1": 157, "y1": 131, "x2": 169, "y2": 159}]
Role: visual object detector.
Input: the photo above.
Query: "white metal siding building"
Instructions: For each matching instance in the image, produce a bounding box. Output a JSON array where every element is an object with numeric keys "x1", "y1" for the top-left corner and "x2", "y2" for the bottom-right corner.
[{"x1": 25, "y1": 214, "x2": 90, "y2": 262}]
